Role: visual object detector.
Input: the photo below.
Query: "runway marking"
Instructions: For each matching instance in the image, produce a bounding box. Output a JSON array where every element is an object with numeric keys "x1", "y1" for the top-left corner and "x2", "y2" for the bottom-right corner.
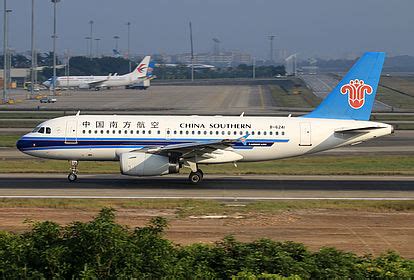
[{"x1": 0, "y1": 196, "x2": 412, "y2": 200}]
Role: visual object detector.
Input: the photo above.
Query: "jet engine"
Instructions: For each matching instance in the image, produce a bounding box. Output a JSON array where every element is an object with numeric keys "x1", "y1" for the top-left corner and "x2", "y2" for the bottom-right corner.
[
  {"x1": 120, "y1": 152, "x2": 179, "y2": 176},
  {"x1": 78, "y1": 83, "x2": 91, "y2": 89}
]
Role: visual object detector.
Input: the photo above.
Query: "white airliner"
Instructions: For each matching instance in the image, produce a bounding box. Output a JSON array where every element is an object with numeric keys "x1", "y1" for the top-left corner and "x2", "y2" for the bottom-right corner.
[
  {"x1": 43, "y1": 56, "x2": 151, "y2": 90},
  {"x1": 18, "y1": 52, "x2": 393, "y2": 184}
]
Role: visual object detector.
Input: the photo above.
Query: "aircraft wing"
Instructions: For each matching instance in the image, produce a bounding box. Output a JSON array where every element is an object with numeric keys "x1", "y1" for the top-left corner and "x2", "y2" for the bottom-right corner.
[
  {"x1": 86, "y1": 78, "x2": 109, "y2": 88},
  {"x1": 137, "y1": 134, "x2": 249, "y2": 158}
]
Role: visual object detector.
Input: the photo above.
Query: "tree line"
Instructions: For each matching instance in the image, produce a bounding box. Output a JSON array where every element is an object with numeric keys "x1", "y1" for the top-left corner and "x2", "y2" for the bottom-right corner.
[{"x1": 0, "y1": 208, "x2": 412, "y2": 279}]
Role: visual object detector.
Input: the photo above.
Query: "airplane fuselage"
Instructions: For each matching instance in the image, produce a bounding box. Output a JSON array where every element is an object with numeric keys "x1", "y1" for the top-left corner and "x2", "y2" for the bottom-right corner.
[
  {"x1": 55, "y1": 75, "x2": 135, "y2": 89},
  {"x1": 17, "y1": 115, "x2": 392, "y2": 163}
]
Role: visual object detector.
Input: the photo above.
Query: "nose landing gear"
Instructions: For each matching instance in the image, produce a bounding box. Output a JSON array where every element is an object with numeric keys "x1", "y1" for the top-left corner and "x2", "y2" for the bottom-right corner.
[{"x1": 68, "y1": 160, "x2": 79, "y2": 182}]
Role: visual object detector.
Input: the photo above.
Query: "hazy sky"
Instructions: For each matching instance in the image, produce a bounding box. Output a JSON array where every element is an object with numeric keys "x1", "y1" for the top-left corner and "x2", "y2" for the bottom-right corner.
[{"x1": 5, "y1": 0, "x2": 414, "y2": 59}]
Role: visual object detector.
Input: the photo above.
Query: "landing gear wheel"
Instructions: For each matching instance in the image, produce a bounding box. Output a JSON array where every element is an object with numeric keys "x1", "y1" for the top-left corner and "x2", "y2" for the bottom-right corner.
[
  {"x1": 189, "y1": 171, "x2": 203, "y2": 184},
  {"x1": 68, "y1": 160, "x2": 79, "y2": 182},
  {"x1": 68, "y1": 172, "x2": 77, "y2": 182}
]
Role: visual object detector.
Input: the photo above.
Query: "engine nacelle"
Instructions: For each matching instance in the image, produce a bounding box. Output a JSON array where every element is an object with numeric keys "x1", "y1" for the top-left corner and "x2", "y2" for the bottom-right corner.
[
  {"x1": 78, "y1": 83, "x2": 90, "y2": 89},
  {"x1": 120, "y1": 152, "x2": 179, "y2": 176}
]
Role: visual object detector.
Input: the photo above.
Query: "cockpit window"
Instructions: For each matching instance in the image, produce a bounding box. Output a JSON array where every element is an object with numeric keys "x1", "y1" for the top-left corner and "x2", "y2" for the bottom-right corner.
[
  {"x1": 38, "y1": 127, "x2": 45, "y2": 134},
  {"x1": 32, "y1": 127, "x2": 41, "y2": 133},
  {"x1": 46, "y1": 127, "x2": 51, "y2": 134}
]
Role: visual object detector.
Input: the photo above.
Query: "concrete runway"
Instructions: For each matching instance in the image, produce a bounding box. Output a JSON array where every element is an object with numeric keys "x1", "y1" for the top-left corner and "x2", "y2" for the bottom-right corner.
[
  {"x1": 0, "y1": 86, "x2": 282, "y2": 115},
  {"x1": 0, "y1": 174, "x2": 412, "y2": 200}
]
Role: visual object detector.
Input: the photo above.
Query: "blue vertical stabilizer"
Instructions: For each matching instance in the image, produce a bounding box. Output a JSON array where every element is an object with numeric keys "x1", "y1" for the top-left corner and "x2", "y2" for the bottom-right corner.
[{"x1": 304, "y1": 52, "x2": 385, "y2": 120}]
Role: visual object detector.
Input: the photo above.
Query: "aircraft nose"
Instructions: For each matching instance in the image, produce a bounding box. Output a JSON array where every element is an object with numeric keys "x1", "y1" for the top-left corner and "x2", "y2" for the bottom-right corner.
[
  {"x1": 16, "y1": 136, "x2": 32, "y2": 152},
  {"x1": 16, "y1": 137, "x2": 24, "y2": 151}
]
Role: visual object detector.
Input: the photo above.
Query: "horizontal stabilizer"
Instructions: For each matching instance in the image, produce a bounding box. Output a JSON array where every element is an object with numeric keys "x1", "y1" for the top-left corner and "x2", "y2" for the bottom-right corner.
[{"x1": 335, "y1": 126, "x2": 383, "y2": 134}]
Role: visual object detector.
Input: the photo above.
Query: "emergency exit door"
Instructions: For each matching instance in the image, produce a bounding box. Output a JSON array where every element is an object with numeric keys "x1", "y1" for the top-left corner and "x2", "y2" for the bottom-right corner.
[{"x1": 299, "y1": 123, "x2": 312, "y2": 146}]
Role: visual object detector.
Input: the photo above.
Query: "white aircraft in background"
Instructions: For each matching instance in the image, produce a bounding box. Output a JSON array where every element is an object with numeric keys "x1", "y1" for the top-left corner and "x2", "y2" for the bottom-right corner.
[
  {"x1": 43, "y1": 56, "x2": 151, "y2": 90},
  {"x1": 158, "y1": 63, "x2": 216, "y2": 69},
  {"x1": 18, "y1": 52, "x2": 392, "y2": 184}
]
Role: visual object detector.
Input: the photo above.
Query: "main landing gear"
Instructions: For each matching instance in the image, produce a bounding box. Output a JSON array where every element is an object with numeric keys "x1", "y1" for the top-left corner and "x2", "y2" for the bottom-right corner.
[
  {"x1": 189, "y1": 169, "x2": 203, "y2": 184},
  {"x1": 68, "y1": 160, "x2": 79, "y2": 182}
]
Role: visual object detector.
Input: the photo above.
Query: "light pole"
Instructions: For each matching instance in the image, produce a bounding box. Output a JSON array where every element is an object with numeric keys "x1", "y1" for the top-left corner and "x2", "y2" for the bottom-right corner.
[
  {"x1": 252, "y1": 57, "x2": 256, "y2": 79},
  {"x1": 113, "y1": 35, "x2": 120, "y2": 51},
  {"x1": 126, "y1": 22, "x2": 131, "y2": 71},
  {"x1": 51, "y1": 0, "x2": 60, "y2": 96},
  {"x1": 189, "y1": 21, "x2": 194, "y2": 82},
  {"x1": 88, "y1": 20, "x2": 93, "y2": 58},
  {"x1": 84, "y1": 36, "x2": 91, "y2": 56},
  {"x1": 30, "y1": 0, "x2": 35, "y2": 98},
  {"x1": 2, "y1": 2, "x2": 10, "y2": 103},
  {"x1": 5, "y1": 9, "x2": 12, "y2": 96},
  {"x1": 94, "y1": 38, "x2": 100, "y2": 57},
  {"x1": 267, "y1": 35, "x2": 276, "y2": 64}
]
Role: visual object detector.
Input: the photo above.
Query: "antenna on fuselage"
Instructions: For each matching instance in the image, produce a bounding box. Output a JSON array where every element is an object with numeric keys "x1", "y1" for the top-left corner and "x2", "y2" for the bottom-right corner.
[
  {"x1": 240, "y1": 112, "x2": 245, "y2": 117},
  {"x1": 76, "y1": 110, "x2": 80, "y2": 116}
]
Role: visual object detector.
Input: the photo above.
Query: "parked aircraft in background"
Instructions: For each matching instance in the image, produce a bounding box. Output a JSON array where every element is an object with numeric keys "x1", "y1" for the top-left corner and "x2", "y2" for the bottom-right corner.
[
  {"x1": 158, "y1": 63, "x2": 216, "y2": 69},
  {"x1": 43, "y1": 56, "x2": 151, "y2": 90},
  {"x1": 126, "y1": 61, "x2": 156, "y2": 90},
  {"x1": 18, "y1": 52, "x2": 392, "y2": 184}
]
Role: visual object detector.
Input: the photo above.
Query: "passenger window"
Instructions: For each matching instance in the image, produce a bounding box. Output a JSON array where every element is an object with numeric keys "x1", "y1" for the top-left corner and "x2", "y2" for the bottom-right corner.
[
  {"x1": 240, "y1": 131, "x2": 243, "y2": 135},
  {"x1": 100, "y1": 130, "x2": 104, "y2": 134},
  {"x1": 173, "y1": 130, "x2": 177, "y2": 134},
  {"x1": 142, "y1": 130, "x2": 145, "y2": 134},
  {"x1": 106, "y1": 130, "x2": 110, "y2": 134},
  {"x1": 94, "y1": 130, "x2": 97, "y2": 134},
  {"x1": 192, "y1": 131, "x2": 195, "y2": 135},
  {"x1": 210, "y1": 131, "x2": 213, "y2": 135},
  {"x1": 227, "y1": 131, "x2": 231, "y2": 135},
  {"x1": 38, "y1": 127, "x2": 45, "y2": 134},
  {"x1": 82, "y1": 130, "x2": 85, "y2": 134},
  {"x1": 158, "y1": 130, "x2": 161, "y2": 134},
  {"x1": 204, "y1": 131, "x2": 207, "y2": 135},
  {"x1": 198, "y1": 131, "x2": 201, "y2": 135},
  {"x1": 112, "y1": 130, "x2": 116, "y2": 134},
  {"x1": 264, "y1": 131, "x2": 267, "y2": 136},
  {"x1": 282, "y1": 131, "x2": 285, "y2": 135},
  {"x1": 148, "y1": 130, "x2": 151, "y2": 135},
  {"x1": 186, "y1": 131, "x2": 189, "y2": 135},
  {"x1": 270, "y1": 131, "x2": 273, "y2": 135},
  {"x1": 251, "y1": 131, "x2": 255, "y2": 135},
  {"x1": 216, "y1": 131, "x2": 219, "y2": 135},
  {"x1": 179, "y1": 131, "x2": 183, "y2": 135},
  {"x1": 130, "y1": 130, "x2": 133, "y2": 134},
  {"x1": 258, "y1": 131, "x2": 261, "y2": 135},
  {"x1": 88, "y1": 130, "x2": 92, "y2": 134},
  {"x1": 167, "y1": 130, "x2": 170, "y2": 135},
  {"x1": 118, "y1": 130, "x2": 122, "y2": 134}
]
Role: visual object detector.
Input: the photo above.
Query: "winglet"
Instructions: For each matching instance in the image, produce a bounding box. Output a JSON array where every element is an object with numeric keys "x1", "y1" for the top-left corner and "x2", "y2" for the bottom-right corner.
[{"x1": 238, "y1": 133, "x2": 250, "y2": 145}]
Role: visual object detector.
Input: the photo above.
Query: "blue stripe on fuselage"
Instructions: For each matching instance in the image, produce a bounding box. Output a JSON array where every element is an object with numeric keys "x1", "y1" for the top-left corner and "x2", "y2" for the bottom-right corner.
[{"x1": 17, "y1": 136, "x2": 289, "y2": 151}]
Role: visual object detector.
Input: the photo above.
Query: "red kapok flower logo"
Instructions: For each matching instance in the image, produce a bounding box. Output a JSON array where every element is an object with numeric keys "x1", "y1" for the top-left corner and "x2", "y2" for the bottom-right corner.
[{"x1": 340, "y1": 79, "x2": 373, "y2": 109}]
